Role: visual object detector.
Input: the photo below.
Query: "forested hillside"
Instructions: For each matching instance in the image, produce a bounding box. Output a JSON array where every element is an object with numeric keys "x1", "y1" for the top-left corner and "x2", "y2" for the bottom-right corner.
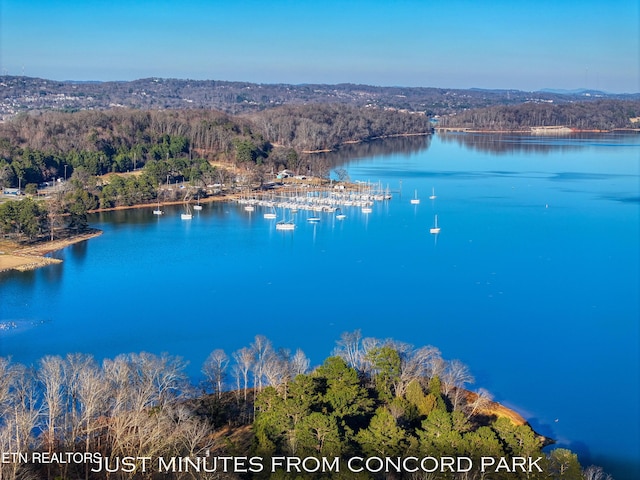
[
  {"x1": 0, "y1": 105, "x2": 431, "y2": 241},
  {"x1": 248, "y1": 104, "x2": 433, "y2": 152},
  {"x1": 0, "y1": 332, "x2": 602, "y2": 480},
  {"x1": 437, "y1": 99, "x2": 640, "y2": 131},
  {"x1": 0, "y1": 105, "x2": 431, "y2": 183}
]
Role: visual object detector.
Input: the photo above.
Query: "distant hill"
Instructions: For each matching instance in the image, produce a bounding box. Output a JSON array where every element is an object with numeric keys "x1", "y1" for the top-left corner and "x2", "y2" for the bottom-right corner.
[{"x1": 1, "y1": 76, "x2": 638, "y2": 121}]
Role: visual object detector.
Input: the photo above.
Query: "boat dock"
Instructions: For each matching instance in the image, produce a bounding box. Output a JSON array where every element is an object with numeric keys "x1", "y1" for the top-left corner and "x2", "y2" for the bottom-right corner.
[{"x1": 235, "y1": 181, "x2": 393, "y2": 213}]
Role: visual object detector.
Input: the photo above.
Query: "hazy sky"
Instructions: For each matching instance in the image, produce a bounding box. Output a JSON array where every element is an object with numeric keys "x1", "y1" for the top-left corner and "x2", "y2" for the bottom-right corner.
[{"x1": 1, "y1": 0, "x2": 638, "y2": 92}]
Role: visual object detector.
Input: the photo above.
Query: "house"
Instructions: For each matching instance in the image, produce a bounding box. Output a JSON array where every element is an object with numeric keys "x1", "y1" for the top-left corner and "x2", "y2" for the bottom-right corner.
[{"x1": 276, "y1": 169, "x2": 295, "y2": 179}]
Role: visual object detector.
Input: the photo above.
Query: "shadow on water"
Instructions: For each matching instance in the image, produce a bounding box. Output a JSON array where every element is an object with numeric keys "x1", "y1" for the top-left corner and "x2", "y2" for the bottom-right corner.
[
  {"x1": 69, "y1": 239, "x2": 89, "y2": 264},
  {"x1": 603, "y1": 195, "x2": 640, "y2": 203},
  {"x1": 38, "y1": 259, "x2": 63, "y2": 285}
]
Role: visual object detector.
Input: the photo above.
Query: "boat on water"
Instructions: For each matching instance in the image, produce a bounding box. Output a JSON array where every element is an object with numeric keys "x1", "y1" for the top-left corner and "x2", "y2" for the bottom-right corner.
[
  {"x1": 335, "y1": 208, "x2": 346, "y2": 220},
  {"x1": 307, "y1": 216, "x2": 321, "y2": 223},
  {"x1": 153, "y1": 198, "x2": 164, "y2": 215},
  {"x1": 193, "y1": 196, "x2": 203, "y2": 211},
  {"x1": 181, "y1": 203, "x2": 193, "y2": 220},
  {"x1": 276, "y1": 221, "x2": 295, "y2": 230},
  {"x1": 429, "y1": 214, "x2": 441, "y2": 234},
  {"x1": 410, "y1": 190, "x2": 420, "y2": 204},
  {"x1": 429, "y1": 187, "x2": 437, "y2": 200},
  {"x1": 361, "y1": 206, "x2": 372, "y2": 214}
]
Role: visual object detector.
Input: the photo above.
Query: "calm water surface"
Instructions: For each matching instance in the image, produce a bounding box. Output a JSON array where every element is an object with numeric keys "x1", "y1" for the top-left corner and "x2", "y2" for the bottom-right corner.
[{"x1": 2, "y1": 133, "x2": 639, "y2": 479}]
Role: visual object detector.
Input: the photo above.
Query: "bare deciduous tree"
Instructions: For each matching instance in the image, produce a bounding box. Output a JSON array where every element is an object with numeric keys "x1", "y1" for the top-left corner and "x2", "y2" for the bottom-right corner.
[
  {"x1": 202, "y1": 349, "x2": 229, "y2": 398},
  {"x1": 441, "y1": 359, "x2": 475, "y2": 411},
  {"x1": 333, "y1": 330, "x2": 364, "y2": 370},
  {"x1": 38, "y1": 356, "x2": 65, "y2": 453},
  {"x1": 232, "y1": 347, "x2": 254, "y2": 402}
]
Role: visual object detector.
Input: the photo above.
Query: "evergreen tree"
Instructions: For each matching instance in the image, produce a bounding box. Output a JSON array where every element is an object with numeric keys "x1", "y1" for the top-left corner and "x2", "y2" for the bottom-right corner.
[{"x1": 356, "y1": 406, "x2": 410, "y2": 457}]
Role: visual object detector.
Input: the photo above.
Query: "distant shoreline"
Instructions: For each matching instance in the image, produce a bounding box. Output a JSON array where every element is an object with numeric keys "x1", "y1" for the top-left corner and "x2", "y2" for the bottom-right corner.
[{"x1": 435, "y1": 127, "x2": 640, "y2": 134}]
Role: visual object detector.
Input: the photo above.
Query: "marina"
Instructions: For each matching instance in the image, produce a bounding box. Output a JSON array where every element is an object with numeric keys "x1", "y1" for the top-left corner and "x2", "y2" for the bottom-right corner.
[{"x1": 235, "y1": 180, "x2": 392, "y2": 215}]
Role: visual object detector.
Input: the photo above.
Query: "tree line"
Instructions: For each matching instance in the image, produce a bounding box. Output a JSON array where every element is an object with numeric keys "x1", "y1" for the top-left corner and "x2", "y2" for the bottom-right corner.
[
  {"x1": 0, "y1": 331, "x2": 609, "y2": 480},
  {"x1": 0, "y1": 106, "x2": 432, "y2": 189},
  {"x1": 437, "y1": 100, "x2": 640, "y2": 131},
  {"x1": 247, "y1": 104, "x2": 433, "y2": 152}
]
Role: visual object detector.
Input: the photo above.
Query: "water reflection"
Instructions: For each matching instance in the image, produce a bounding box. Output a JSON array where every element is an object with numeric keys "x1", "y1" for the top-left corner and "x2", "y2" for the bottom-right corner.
[
  {"x1": 437, "y1": 131, "x2": 640, "y2": 155},
  {"x1": 309, "y1": 134, "x2": 433, "y2": 167},
  {"x1": 69, "y1": 240, "x2": 89, "y2": 265}
]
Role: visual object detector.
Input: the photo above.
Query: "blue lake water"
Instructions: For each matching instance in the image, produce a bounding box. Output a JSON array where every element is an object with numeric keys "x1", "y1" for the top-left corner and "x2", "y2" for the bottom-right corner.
[{"x1": 1, "y1": 133, "x2": 639, "y2": 479}]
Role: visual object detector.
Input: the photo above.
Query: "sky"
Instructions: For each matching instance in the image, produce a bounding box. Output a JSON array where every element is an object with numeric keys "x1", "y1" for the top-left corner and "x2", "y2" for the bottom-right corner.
[{"x1": 0, "y1": 0, "x2": 638, "y2": 93}]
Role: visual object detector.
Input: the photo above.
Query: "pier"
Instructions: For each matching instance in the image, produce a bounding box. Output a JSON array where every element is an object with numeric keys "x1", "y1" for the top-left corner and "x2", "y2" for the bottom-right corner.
[{"x1": 235, "y1": 181, "x2": 394, "y2": 213}]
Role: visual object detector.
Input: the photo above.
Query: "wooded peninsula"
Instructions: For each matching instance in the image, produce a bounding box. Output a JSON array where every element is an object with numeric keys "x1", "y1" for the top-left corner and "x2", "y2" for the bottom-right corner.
[{"x1": 0, "y1": 331, "x2": 604, "y2": 480}]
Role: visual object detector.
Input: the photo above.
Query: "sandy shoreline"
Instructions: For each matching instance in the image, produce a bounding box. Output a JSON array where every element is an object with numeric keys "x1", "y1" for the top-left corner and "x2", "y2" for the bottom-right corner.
[{"x1": 0, "y1": 229, "x2": 103, "y2": 273}]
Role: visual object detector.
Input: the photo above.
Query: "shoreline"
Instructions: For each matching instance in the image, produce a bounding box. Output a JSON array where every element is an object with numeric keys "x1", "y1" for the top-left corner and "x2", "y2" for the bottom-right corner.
[
  {"x1": 435, "y1": 127, "x2": 640, "y2": 134},
  {"x1": 0, "y1": 229, "x2": 103, "y2": 273}
]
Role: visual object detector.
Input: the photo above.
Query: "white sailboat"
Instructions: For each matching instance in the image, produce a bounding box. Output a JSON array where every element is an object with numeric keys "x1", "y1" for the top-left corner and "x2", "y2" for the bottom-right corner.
[
  {"x1": 193, "y1": 195, "x2": 203, "y2": 211},
  {"x1": 429, "y1": 187, "x2": 437, "y2": 200},
  {"x1": 276, "y1": 219, "x2": 295, "y2": 230},
  {"x1": 275, "y1": 209, "x2": 295, "y2": 230},
  {"x1": 429, "y1": 214, "x2": 441, "y2": 234},
  {"x1": 181, "y1": 204, "x2": 193, "y2": 220},
  {"x1": 410, "y1": 190, "x2": 420, "y2": 204},
  {"x1": 263, "y1": 206, "x2": 277, "y2": 219},
  {"x1": 153, "y1": 198, "x2": 164, "y2": 215}
]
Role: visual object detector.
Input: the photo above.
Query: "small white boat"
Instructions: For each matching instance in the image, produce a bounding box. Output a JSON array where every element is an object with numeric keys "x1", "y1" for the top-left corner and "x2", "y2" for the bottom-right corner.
[
  {"x1": 429, "y1": 214, "x2": 441, "y2": 234},
  {"x1": 307, "y1": 216, "x2": 321, "y2": 223},
  {"x1": 244, "y1": 205, "x2": 255, "y2": 212},
  {"x1": 410, "y1": 190, "x2": 420, "y2": 204},
  {"x1": 193, "y1": 195, "x2": 203, "y2": 210},
  {"x1": 276, "y1": 221, "x2": 295, "y2": 231},
  {"x1": 429, "y1": 187, "x2": 437, "y2": 200},
  {"x1": 335, "y1": 208, "x2": 346, "y2": 220},
  {"x1": 181, "y1": 203, "x2": 193, "y2": 220},
  {"x1": 153, "y1": 199, "x2": 164, "y2": 215},
  {"x1": 263, "y1": 205, "x2": 277, "y2": 219}
]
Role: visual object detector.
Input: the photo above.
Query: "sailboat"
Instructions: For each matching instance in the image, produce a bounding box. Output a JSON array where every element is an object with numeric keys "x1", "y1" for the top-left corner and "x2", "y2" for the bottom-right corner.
[
  {"x1": 429, "y1": 187, "x2": 437, "y2": 200},
  {"x1": 429, "y1": 214, "x2": 441, "y2": 234},
  {"x1": 193, "y1": 195, "x2": 203, "y2": 211},
  {"x1": 263, "y1": 206, "x2": 277, "y2": 219},
  {"x1": 181, "y1": 204, "x2": 193, "y2": 220},
  {"x1": 275, "y1": 208, "x2": 295, "y2": 230},
  {"x1": 410, "y1": 190, "x2": 420, "y2": 204},
  {"x1": 335, "y1": 208, "x2": 346, "y2": 220},
  {"x1": 152, "y1": 198, "x2": 164, "y2": 215}
]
